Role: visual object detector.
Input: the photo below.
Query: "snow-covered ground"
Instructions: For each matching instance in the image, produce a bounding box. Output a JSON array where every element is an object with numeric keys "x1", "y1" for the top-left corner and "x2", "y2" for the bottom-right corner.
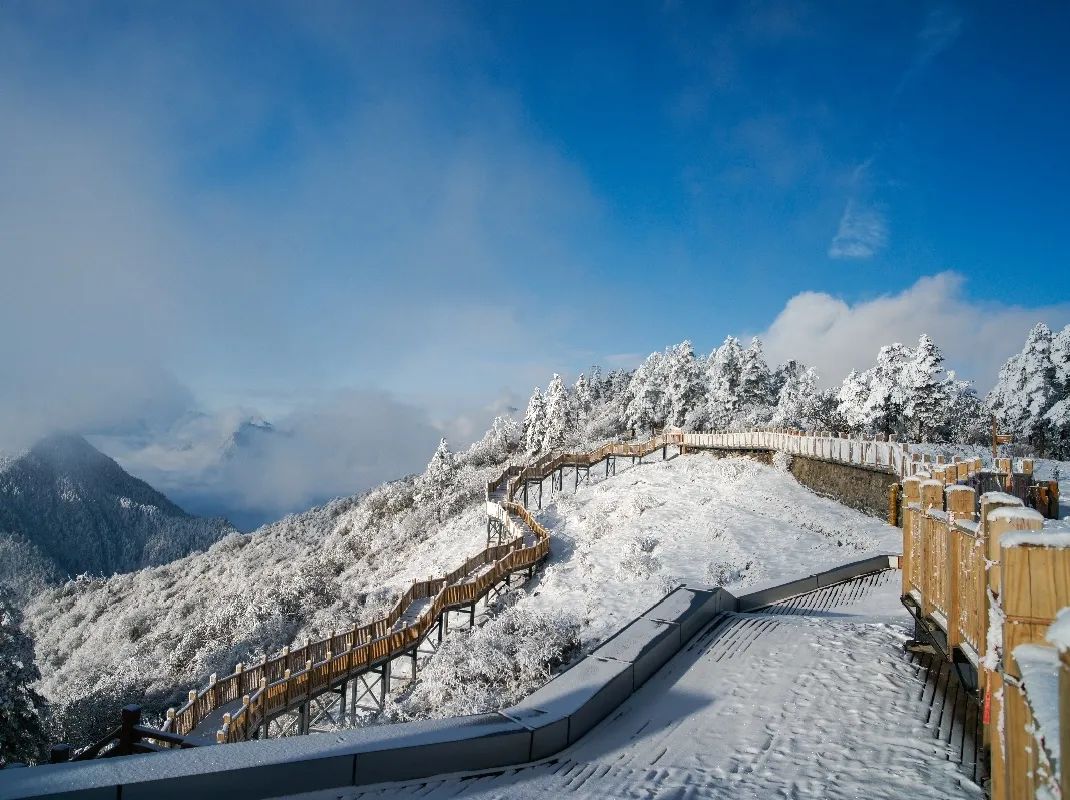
[
  {"x1": 521, "y1": 452, "x2": 901, "y2": 650},
  {"x1": 281, "y1": 571, "x2": 981, "y2": 800},
  {"x1": 382, "y1": 452, "x2": 901, "y2": 722}
]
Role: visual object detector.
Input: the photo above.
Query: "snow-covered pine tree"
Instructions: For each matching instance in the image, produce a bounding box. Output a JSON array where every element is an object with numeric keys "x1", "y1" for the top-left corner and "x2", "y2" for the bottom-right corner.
[
  {"x1": 861, "y1": 343, "x2": 912, "y2": 437},
  {"x1": 903, "y1": 334, "x2": 949, "y2": 442},
  {"x1": 522, "y1": 388, "x2": 546, "y2": 455},
  {"x1": 706, "y1": 337, "x2": 743, "y2": 429},
  {"x1": 1052, "y1": 324, "x2": 1070, "y2": 395},
  {"x1": 467, "y1": 415, "x2": 521, "y2": 466},
  {"x1": 419, "y1": 438, "x2": 456, "y2": 520},
  {"x1": 572, "y1": 373, "x2": 593, "y2": 421},
  {"x1": 737, "y1": 338, "x2": 775, "y2": 426},
  {"x1": 622, "y1": 352, "x2": 667, "y2": 435},
  {"x1": 1044, "y1": 398, "x2": 1070, "y2": 459},
  {"x1": 663, "y1": 341, "x2": 704, "y2": 428},
  {"x1": 988, "y1": 323, "x2": 1057, "y2": 451},
  {"x1": 837, "y1": 369, "x2": 872, "y2": 432},
  {"x1": 941, "y1": 376, "x2": 989, "y2": 445},
  {"x1": 588, "y1": 365, "x2": 604, "y2": 403},
  {"x1": 771, "y1": 361, "x2": 819, "y2": 429},
  {"x1": 542, "y1": 374, "x2": 573, "y2": 452},
  {"x1": 1044, "y1": 325, "x2": 1070, "y2": 458},
  {"x1": 0, "y1": 587, "x2": 48, "y2": 766}
]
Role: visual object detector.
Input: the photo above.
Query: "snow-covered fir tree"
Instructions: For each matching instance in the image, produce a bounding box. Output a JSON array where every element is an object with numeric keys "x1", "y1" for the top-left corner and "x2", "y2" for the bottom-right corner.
[
  {"x1": 466, "y1": 416, "x2": 522, "y2": 466},
  {"x1": 419, "y1": 438, "x2": 456, "y2": 519},
  {"x1": 902, "y1": 335, "x2": 949, "y2": 441},
  {"x1": 771, "y1": 361, "x2": 819, "y2": 429},
  {"x1": 663, "y1": 341, "x2": 704, "y2": 428},
  {"x1": 942, "y1": 377, "x2": 989, "y2": 445},
  {"x1": 588, "y1": 365, "x2": 604, "y2": 403},
  {"x1": 706, "y1": 337, "x2": 743, "y2": 429},
  {"x1": 572, "y1": 373, "x2": 593, "y2": 422},
  {"x1": 836, "y1": 369, "x2": 871, "y2": 431},
  {"x1": 1052, "y1": 325, "x2": 1070, "y2": 392},
  {"x1": 860, "y1": 343, "x2": 911, "y2": 437},
  {"x1": 988, "y1": 323, "x2": 1057, "y2": 451},
  {"x1": 522, "y1": 388, "x2": 546, "y2": 455},
  {"x1": 736, "y1": 338, "x2": 775, "y2": 426},
  {"x1": 542, "y1": 374, "x2": 573, "y2": 452},
  {"x1": 1045, "y1": 325, "x2": 1070, "y2": 457},
  {"x1": 0, "y1": 587, "x2": 48, "y2": 766},
  {"x1": 622, "y1": 352, "x2": 667, "y2": 435}
]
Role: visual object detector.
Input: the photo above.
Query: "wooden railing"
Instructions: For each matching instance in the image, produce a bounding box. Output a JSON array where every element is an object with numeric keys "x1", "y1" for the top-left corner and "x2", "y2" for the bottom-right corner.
[
  {"x1": 901, "y1": 459, "x2": 1070, "y2": 798},
  {"x1": 157, "y1": 496, "x2": 550, "y2": 744}
]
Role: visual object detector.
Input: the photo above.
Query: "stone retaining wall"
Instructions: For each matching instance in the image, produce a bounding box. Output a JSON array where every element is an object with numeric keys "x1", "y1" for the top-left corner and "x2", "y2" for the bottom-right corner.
[{"x1": 787, "y1": 455, "x2": 895, "y2": 519}]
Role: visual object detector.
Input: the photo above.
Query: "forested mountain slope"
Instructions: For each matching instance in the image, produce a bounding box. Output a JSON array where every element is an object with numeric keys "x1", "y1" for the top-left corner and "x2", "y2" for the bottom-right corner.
[{"x1": 0, "y1": 434, "x2": 234, "y2": 601}]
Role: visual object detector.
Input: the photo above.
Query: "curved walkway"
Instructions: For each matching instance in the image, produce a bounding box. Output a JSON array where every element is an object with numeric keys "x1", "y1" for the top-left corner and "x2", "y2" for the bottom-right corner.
[
  {"x1": 161, "y1": 429, "x2": 969, "y2": 745},
  {"x1": 279, "y1": 570, "x2": 984, "y2": 800}
]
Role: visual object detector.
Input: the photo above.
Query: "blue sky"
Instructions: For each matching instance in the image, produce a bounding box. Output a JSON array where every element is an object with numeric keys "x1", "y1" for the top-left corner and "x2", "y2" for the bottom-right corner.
[{"x1": 1, "y1": 1, "x2": 1068, "y2": 524}]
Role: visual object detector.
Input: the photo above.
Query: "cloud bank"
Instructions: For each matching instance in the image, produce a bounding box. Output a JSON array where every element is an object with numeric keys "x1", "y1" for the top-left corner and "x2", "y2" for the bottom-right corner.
[{"x1": 760, "y1": 272, "x2": 1070, "y2": 391}]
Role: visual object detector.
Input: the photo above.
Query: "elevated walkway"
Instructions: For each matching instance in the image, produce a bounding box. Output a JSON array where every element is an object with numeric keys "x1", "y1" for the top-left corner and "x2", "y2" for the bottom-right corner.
[
  {"x1": 4, "y1": 557, "x2": 989, "y2": 800},
  {"x1": 278, "y1": 568, "x2": 983, "y2": 799}
]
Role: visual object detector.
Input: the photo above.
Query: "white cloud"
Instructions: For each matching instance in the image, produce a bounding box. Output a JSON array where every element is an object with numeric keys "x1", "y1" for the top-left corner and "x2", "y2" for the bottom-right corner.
[
  {"x1": 760, "y1": 272, "x2": 1070, "y2": 391},
  {"x1": 94, "y1": 390, "x2": 443, "y2": 529},
  {"x1": 828, "y1": 199, "x2": 888, "y2": 259},
  {"x1": 0, "y1": 7, "x2": 596, "y2": 467}
]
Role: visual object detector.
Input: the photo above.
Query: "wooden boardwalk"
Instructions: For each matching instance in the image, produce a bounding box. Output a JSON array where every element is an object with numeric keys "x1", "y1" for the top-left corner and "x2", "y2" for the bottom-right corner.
[{"x1": 289, "y1": 569, "x2": 984, "y2": 800}]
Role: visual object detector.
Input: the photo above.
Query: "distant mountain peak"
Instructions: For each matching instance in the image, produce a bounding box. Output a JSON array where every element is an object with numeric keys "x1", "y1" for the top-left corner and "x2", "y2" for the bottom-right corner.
[{"x1": 0, "y1": 431, "x2": 236, "y2": 601}]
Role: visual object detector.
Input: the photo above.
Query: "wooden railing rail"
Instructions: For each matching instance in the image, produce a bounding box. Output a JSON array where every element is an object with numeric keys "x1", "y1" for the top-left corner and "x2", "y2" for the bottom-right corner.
[{"x1": 902, "y1": 451, "x2": 1070, "y2": 799}]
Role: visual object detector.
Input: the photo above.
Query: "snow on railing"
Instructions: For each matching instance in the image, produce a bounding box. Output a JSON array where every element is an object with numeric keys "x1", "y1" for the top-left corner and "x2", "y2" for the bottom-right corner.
[{"x1": 902, "y1": 469, "x2": 1070, "y2": 796}]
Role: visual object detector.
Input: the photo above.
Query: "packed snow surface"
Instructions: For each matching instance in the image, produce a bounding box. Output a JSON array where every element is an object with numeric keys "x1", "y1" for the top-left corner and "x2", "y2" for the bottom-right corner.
[{"x1": 280, "y1": 571, "x2": 979, "y2": 799}]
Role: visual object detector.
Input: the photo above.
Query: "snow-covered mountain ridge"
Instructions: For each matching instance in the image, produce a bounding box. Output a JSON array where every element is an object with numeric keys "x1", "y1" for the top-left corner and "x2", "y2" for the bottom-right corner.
[{"x1": 0, "y1": 433, "x2": 236, "y2": 602}]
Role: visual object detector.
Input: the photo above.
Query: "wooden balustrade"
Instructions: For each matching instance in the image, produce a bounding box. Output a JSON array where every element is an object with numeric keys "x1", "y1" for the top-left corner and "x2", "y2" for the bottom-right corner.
[{"x1": 901, "y1": 461, "x2": 1070, "y2": 800}]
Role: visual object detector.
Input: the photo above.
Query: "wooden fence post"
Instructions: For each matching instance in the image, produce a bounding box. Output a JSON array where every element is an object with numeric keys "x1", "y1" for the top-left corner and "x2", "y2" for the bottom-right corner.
[
  {"x1": 944, "y1": 486, "x2": 976, "y2": 657},
  {"x1": 902, "y1": 476, "x2": 922, "y2": 598},
  {"x1": 996, "y1": 511, "x2": 1057, "y2": 800},
  {"x1": 919, "y1": 480, "x2": 944, "y2": 617}
]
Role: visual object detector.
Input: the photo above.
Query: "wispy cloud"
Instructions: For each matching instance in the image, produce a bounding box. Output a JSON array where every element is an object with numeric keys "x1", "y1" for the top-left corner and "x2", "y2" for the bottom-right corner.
[
  {"x1": 830, "y1": 6, "x2": 963, "y2": 260},
  {"x1": 828, "y1": 199, "x2": 888, "y2": 260},
  {"x1": 897, "y1": 5, "x2": 964, "y2": 95}
]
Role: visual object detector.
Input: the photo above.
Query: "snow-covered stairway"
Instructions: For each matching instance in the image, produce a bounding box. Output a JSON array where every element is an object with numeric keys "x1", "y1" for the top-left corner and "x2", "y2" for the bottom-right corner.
[{"x1": 280, "y1": 570, "x2": 984, "y2": 800}]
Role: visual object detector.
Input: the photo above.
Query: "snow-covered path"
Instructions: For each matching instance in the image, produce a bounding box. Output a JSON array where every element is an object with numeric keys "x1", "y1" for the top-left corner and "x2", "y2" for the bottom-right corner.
[{"x1": 280, "y1": 571, "x2": 983, "y2": 800}]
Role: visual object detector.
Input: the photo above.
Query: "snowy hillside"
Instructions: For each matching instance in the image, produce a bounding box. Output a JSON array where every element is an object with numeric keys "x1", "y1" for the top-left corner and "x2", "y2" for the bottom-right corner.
[
  {"x1": 24, "y1": 438, "x2": 506, "y2": 746},
  {"x1": 384, "y1": 452, "x2": 899, "y2": 722},
  {"x1": 0, "y1": 434, "x2": 235, "y2": 602}
]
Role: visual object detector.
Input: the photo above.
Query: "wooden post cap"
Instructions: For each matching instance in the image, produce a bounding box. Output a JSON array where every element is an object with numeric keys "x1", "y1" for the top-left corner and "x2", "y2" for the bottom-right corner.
[
  {"x1": 188, "y1": 690, "x2": 197, "y2": 702},
  {"x1": 222, "y1": 712, "x2": 231, "y2": 724},
  {"x1": 166, "y1": 708, "x2": 176, "y2": 719},
  {"x1": 209, "y1": 673, "x2": 217, "y2": 684},
  {"x1": 243, "y1": 695, "x2": 250, "y2": 706}
]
